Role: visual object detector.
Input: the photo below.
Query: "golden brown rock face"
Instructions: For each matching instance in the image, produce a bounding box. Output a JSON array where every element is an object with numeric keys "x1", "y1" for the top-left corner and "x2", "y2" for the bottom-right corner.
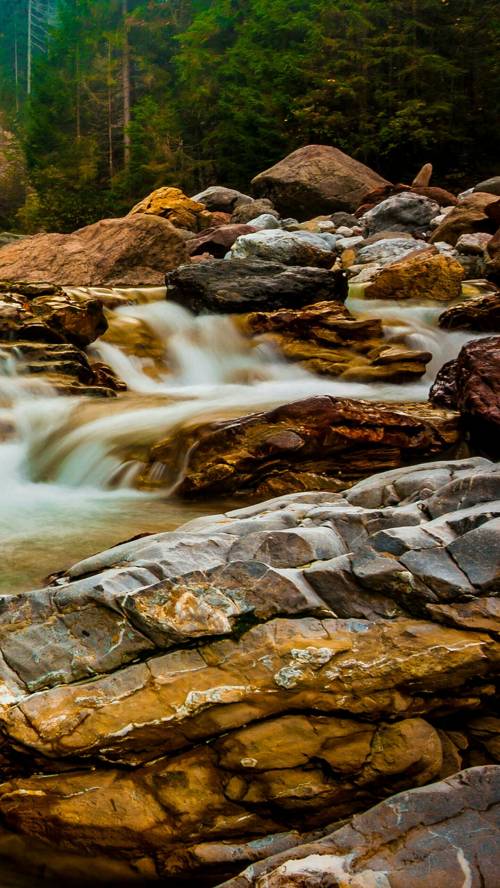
[
  {"x1": 130, "y1": 186, "x2": 214, "y2": 231},
  {"x1": 239, "y1": 300, "x2": 431, "y2": 382},
  {"x1": 365, "y1": 247, "x2": 465, "y2": 301}
]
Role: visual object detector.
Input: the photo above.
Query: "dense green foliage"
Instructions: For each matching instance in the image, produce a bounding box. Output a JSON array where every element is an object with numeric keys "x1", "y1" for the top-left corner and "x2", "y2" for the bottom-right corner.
[{"x1": 0, "y1": 0, "x2": 499, "y2": 231}]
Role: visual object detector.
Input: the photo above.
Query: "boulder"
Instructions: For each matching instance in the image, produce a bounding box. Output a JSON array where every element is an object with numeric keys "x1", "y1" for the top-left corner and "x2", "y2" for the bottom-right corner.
[
  {"x1": 0, "y1": 458, "x2": 497, "y2": 882},
  {"x1": 221, "y1": 767, "x2": 500, "y2": 887},
  {"x1": 231, "y1": 199, "x2": 279, "y2": 224},
  {"x1": 251, "y1": 145, "x2": 389, "y2": 220},
  {"x1": 355, "y1": 236, "x2": 429, "y2": 267},
  {"x1": 188, "y1": 224, "x2": 257, "y2": 259},
  {"x1": 191, "y1": 185, "x2": 253, "y2": 213},
  {"x1": 431, "y1": 193, "x2": 499, "y2": 246},
  {"x1": 439, "y1": 290, "x2": 500, "y2": 332},
  {"x1": 430, "y1": 336, "x2": 500, "y2": 456},
  {"x1": 365, "y1": 247, "x2": 465, "y2": 301},
  {"x1": 166, "y1": 259, "x2": 348, "y2": 314},
  {"x1": 245, "y1": 213, "x2": 282, "y2": 230},
  {"x1": 0, "y1": 214, "x2": 189, "y2": 287},
  {"x1": 361, "y1": 191, "x2": 440, "y2": 235},
  {"x1": 129, "y1": 186, "x2": 213, "y2": 231},
  {"x1": 473, "y1": 176, "x2": 500, "y2": 197},
  {"x1": 356, "y1": 183, "x2": 458, "y2": 217},
  {"x1": 228, "y1": 229, "x2": 337, "y2": 267}
]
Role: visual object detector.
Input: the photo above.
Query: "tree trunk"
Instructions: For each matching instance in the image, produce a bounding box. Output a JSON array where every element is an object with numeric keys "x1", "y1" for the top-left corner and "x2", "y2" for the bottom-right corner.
[{"x1": 122, "y1": 0, "x2": 131, "y2": 168}]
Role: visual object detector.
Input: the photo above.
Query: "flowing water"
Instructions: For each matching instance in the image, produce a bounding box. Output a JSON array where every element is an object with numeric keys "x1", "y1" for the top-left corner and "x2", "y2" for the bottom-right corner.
[{"x1": 0, "y1": 289, "x2": 482, "y2": 594}]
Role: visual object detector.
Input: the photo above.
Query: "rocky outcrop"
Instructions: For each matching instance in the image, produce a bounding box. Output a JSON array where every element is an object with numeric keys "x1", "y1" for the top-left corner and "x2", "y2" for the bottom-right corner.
[
  {"x1": 166, "y1": 259, "x2": 348, "y2": 314},
  {"x1": 365, "y1": 246, "x2": 464, "y2": 301},
  {"x1": 141, "y1": 397, "x2": 460, "y2": 498},
  {"x1": 439, "y1": 289, "x2": 500, "y2": 331},
  {"x1": 0, "y1": 214, "x2": 189, "y2": 287},
  {"x1": 238, "y1": 300, "x2": 432, "y2": 382},
  {"x1": 229, "y1": 229, "x2": 337, "y2": 267},
  {"x1": 0, "y1": 458, "x2": 497, "y2": 882},
  {"x1": 129, "y1": 186, "x2": 214, "y2": 231},
  {"x1": 251, "y1": 145, "x2": 389, "y2": 220},
  {"x1": 430, "y1": 336, "x2": 500, "y2": 455},
  {"x1": 220, "y1": 766, "x2": 500, "y2": 887}
]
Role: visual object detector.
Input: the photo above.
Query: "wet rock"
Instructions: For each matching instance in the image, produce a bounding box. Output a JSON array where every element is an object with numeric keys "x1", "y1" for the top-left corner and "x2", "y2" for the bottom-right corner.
[
  {"x1": 192, "y1": 186, "x2": 253, "y2": 213},
  {"x1": 189, "y1": 224, "x2": 257, "y2": 258},
  {"x1": 129, "y1": 186, "x2": 214, "y2": 232},
  {"x1": 361, "y1": 191, "x2": 440, "y2": 236},
  {"x1": 251, "y1": 145, "x2": 389, "y2": 220},
  {"x1": 439, "y1": 289, "x2": 500, "y2": 331},
  {"x1": 166, "y1": 259, "x2": 347, "y2": 314},
  {"x1": 430, "y1": 336, "x2": 500, "y2": 455},
  {"x1": 365, "y1": 246, "x2": 464, "y2": 301},
  {"x1": 220, "y1": 766, "x2": 500, "y2": 888},
  {"x1": 0, "y1": 215, "x2": 189, "y2": 287},
  {"x1": 228, "y1": 230, "x2": 337, "y2": 267}
]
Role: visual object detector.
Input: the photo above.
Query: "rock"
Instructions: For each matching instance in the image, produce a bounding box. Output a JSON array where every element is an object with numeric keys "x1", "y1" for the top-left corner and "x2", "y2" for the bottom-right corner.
[
  {"x1": 439, "y1": 290, "x2": 500, "y2": 332},
  {"x1": 365, "y1": 247, "x2": 465, "y2": 301},
  {"x1": 0, "y1": 458, "x2": 497, "y2": 881},
  {"x1": 330, "y1": 212, "x2": 360, "y2": 228},
  {"x1": 486, "y1": 229, "x2": 500, "y2": 283},
  {"x1": 166, "y1": 259, "x2": 347, "y2": 314},
  {"x1": 355, "y1": 236, "x2": 428, "y2": 268},
  {"x1": 251, "y1": 145, "x2": 389, "y2": 220},
  {"x1": 220, "y1": 767, "x2": 500, "y2": 887},
  {"x1": 361, "y1": 191, "x2": 440, "y2": 235},
  {"x1": 430, "y1": 336, "x2": 500, "y2": 455},
  {"x1": 412, "y1": 162, "x2": 433, "y2": 187},
  {"x1": 188, "y1": 224, "x2": 257, "y2": 258},
  {"x1": 231, "y1": 199, "x2": 279, "y2": 224},
  {"x1": 228, "y1": 230, "x2": 337, "y2": 267},
  {"x1": 356, "y1": 183, "x2": 458, "y2": 217},
  {"x1": 473, "y1": 176, "x2": 500, "y2": 197},
  {"x1": 246, "y1": 214, "x2": 282, "y2": 230},
  {"x1": 430, "y1": 193, "x2": 499, "y2": 246},
  {"x1": 129, "y1": 186, "x2": 213, "y2": 231},
  {"x1": 191, "y1": 186, "x2": 253, "y2": 213},
  {"x1": 456, "y1": 232, "x2": 493, "y2": 255},
  {"x1": 142, "y1": 397, "x2": 460, "y2": 498},
  {"x1": 238, "y1": 300, "x2": 431, "y2": 383}
]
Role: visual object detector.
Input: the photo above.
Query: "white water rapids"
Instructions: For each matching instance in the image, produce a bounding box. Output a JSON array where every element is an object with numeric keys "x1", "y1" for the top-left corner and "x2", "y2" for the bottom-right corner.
[{"x1": 0, "y1": 290, "x2": 482, "y2": 592}]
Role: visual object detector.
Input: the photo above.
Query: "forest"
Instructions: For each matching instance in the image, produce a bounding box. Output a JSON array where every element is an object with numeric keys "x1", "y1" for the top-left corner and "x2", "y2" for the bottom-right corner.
[{"x1": 0, "y1": 0, "x2": 498, "y2": 231}]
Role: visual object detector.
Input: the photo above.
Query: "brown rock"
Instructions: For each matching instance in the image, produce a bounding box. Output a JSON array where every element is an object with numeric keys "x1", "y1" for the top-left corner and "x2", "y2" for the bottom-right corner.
[
  {"x1": 357, "y1": 183, "x2": 458, "y2": 216},
  {"x1": 412, "y1": 162, "x2": 433, "y2": 187},
  {"x1": 365, "y1": 247, "x2": 465, "y2": 301},
  {"x1": 431, "y1": 193, "x2": 499, "y2": 246},
  {"x1": 0, "y1": 214, "x2": 189, "y2": 286},
  {"x1": 189, "y1": 224, "x2": 257, "y2": 258},
  {"x1": 129, "y1": 186, "x2": 213, "y2": 231},
  {"x1": 251, "y1": 145, "x2": 389, "y2": 220},
  {"x1": 486, "y1": 228, "x2": 500, "y2": 283},
  {"x1": 439, "y1": 290, "x2": 500, "y2": 332}
]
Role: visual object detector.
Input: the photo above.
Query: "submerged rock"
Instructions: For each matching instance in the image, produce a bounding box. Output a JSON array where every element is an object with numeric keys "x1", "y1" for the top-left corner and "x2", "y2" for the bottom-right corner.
[
  {"x1": 166, "y1": 259, "x2": 347, "y2": 313},
  {"x1": 0, "y1": 214, "x2": 189, "y2": 287},
  {"x1": 251, "y1": 145, "x2": 389, "y2": 219}
]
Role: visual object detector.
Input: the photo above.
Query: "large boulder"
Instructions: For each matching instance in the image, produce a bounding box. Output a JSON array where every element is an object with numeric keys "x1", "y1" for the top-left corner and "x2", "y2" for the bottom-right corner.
[
  {"x1": 228, "y1": 229, "x2": 337, "y2": 267},
  {"x1": 0, "y1": 214, "x2": 189, "y2": 286},
  {"x1": 129, "y1": 186, "x2": 213, "y2": 231},
  {"x1": 361, "y1": 191, "x2": 440, "y2": 235},
  {"x1": 365, "y1": 246, "x2": 464, "y2": 301},
  {"x1": 221, "y1": 767, "x2": 500, "y2": 887},
  {"x1": 191, "y1": 185, "x2": 253, "y2": 213},
  {"x1": 251, "y1": 145, "x2": 389, "y2": 220},
  {"x1": 166, "y1": 259, "x2": 347, "y2": 314},
  {"x1": 430, "y1": 336, "x2": 500, "y2": 456}
]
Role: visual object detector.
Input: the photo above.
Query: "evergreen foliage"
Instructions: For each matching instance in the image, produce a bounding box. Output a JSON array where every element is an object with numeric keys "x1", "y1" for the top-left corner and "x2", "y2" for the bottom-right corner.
[{"x1": 0, "y1": 0, "x2": 498, "y2": 231}]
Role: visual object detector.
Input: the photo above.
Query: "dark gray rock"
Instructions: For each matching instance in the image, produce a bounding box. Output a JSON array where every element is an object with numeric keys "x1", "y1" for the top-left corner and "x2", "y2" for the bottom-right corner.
[{"x1": 362, "y1": 191, "x2": 440, "y2": 235}]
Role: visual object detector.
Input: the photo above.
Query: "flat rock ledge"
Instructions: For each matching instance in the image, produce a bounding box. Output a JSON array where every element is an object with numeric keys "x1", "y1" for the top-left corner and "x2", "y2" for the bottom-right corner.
[{"x1": 0, "y1": 457, "x2": 498, "y2": 883}]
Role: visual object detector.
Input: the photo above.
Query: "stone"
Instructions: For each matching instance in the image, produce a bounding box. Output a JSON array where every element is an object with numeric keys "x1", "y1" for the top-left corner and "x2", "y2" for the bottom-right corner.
[
  {"x1": 0, "y1": 215, "x2": 189, "y2": 287},
  {"x1": 486, "y1": 228, "x2": 500, "y2": 283},
  {"x1": 191, "y1": 186, "x2": 253, "y2": 213},
  {"x1": 430, "y1": 193, "x2": 499, "y2": 246},
  {"x1": 354, "y1": 236, "x2": 428, "y2": 267},
  {"x1": 430, "y1": 336, "x2": 500, "y2": 456},
  {"x1": 456, "y1": 232, "x2": 493, "y2": 255},
  {"x1": 231, "y1": 199, "x2": 279, "y2": 224},
  {"x1": 166, "y1": 259, "x2": 347, "y2": 314},
  {"x1": 129, "y1": 186, "x2": 213, "y2": 231},
  {"x1": 251, "y1": 145, "x2": 389, "y2": 220},
  {"x1": 412, "y1": 162, "x2": 433, "y2": 187},
  {"x1": 473, "y1": 176, "x2": 500, "y2": 197},
  {"x1": 439, "y1": 290, "x2": 500, "y2": 332},
  {"x1": 245, "y1": 214, "x2": 282, "y2": 230},
  {"x1": 188, "y1": 224, "x2": 257, "y2": 258},
  {"x1": 361, "y1": 191, "x2": 440, "y2": 235},
  {"x1": 365, "y1": 247, "x2": 465, "y2": 301},
  {"x1": 228, "y1": 230, "x2": 337, "y2": 267},
  {"x1": 220, "y1": 767, "x2": 500, "y2": 887}
]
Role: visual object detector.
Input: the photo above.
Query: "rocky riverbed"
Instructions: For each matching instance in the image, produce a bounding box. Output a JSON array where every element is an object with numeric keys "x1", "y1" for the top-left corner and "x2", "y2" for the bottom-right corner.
[{"x1": 0, "y1": 145, "x2": 498, "y2": 884}]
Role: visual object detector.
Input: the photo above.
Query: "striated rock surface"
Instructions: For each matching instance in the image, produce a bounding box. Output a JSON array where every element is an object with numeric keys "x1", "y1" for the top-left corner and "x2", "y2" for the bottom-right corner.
[
  {"x1": 129, "y1": 186, "x2": 214, "y2": 231},
  {"x1": 365, "y1": 246, "x2": 465, "y2": 301},
  {"x1": 166, "y1": 259, "x2": 347, "y2": 314},
  {"x1": 220, "y1": 766, "x2": 500, "y2": 887},
  {"x1": 0, "y1": 458, "x2": 497, "y2": 882},
  {"x1": 251, "y1": 145, "x2": 389, "y2": 219},
  {"x1": 430, "y1": 336, "x2": 500, "y2": 456},
  {"x1": 439, "y1": 289, "x2": 500, "y2": 331},
  {"x1": 0, "y1": 214, "x2": 189, "y2": 287}
]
